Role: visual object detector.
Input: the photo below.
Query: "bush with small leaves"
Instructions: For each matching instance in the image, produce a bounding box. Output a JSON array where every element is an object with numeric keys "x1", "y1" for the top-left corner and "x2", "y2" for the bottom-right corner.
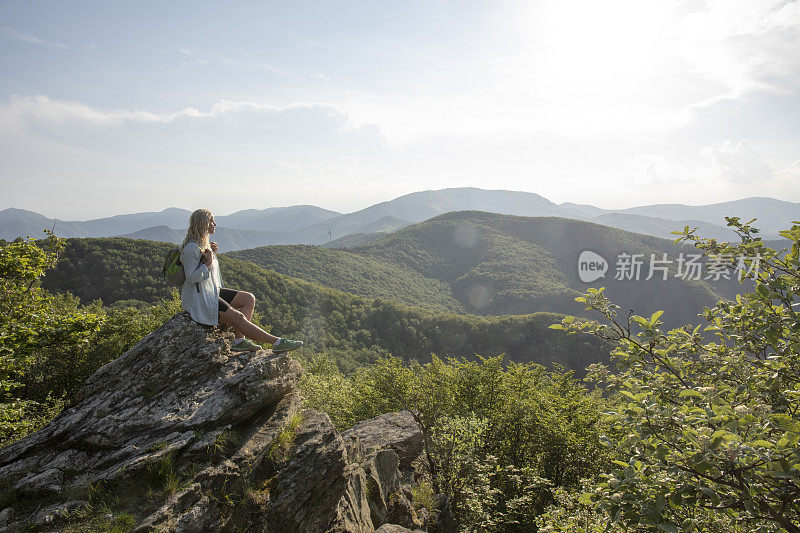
[
  {"x1": 551, "y1": 218, "x2": 800, "y2": 532},
  {"x1": 0, "y1": 232, "x2": 103, "y2": 445}
]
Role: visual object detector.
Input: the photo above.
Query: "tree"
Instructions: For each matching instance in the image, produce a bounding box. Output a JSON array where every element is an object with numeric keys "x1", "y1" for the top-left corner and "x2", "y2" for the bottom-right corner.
[
  {"x1": 0, "y1": 232, "x2": 103, "y2": 444},
  {"x1": 552, "y1": 218, "x2": 800, "y2": 532},
  {"x1": 312, "y1": 354, "x2": 609, "y2": 531},
  {"x1": 19, "y1": 290, "x2": 184, "y2": 407}
]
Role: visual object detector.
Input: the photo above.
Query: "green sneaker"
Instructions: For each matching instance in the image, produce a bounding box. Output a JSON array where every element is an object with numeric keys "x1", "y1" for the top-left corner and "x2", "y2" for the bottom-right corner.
[
  {"x1": 272, "y1": 338, "x2": 303, "y2": 353},
  {"x1": 231, "y1": 339, "x2": 261, "y2": 352}
]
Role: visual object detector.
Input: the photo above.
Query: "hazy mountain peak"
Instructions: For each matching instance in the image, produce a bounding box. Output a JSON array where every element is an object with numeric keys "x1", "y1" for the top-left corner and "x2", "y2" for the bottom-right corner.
[
  {"x1": 2, "y1": 189, "x2": 796, "y2": 246},
  {"x1": 159, "y1": 207, "x2": 191, "y2": 214}
]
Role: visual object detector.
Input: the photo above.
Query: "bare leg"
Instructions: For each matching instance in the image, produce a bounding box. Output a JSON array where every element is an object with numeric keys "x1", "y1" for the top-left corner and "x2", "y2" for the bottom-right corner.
[
  {"x1": 225, "y1": 291, "x2": 256, "y2": 339},
  {"x1": 219, "y1": 307, "x2": 279, "y2": 344}
]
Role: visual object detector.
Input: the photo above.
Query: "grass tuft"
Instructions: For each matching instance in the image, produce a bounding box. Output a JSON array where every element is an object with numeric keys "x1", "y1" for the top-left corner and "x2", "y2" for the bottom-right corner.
[
  {"x1": 62, "y1": 506, "x2": 136, "y2": 533},
  {"x1": 206, "y1": 428, "x2": 242, "y2": 458},
  {"x1": 266, "y1": 412, "x2": 303, "y2": 462},
  {"x1": 144, "y1": 451, "x2": 184, "y2": 498},
  {"x1": 411, "y1": 481, "x2": 437, "y2": 513}
]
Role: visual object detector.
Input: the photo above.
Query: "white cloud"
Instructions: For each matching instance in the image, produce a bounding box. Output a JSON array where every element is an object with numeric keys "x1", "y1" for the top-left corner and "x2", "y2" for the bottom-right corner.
[
  {"x1": 775, "y1": 160, "x2": 800, "y2": 190},
  {"x1": 702, "y1": 140, "x2": 773, "y2": 182},
  {"x1": 0, "y1": 95, "x2": 394, "y2": 217},
  {"x1": 0, "y1": 95, "x2": 388, "y2": 191},
  {"x1": 631, "y1": 154, "x2": 699, "y2": 184},
  {"x1": 1, "y1": 26, "x2": 69, "y2": 49},
  {"x1": 0, "y1": 95, "x2": 378, "y2": 136},
  {"x1": 0, "y1": 95, "x2": 186, "y2": 128},
  {"x1": 677, "y1": 0, "x2": 800, "y2": 99},
  {"x1": 624, "y1": 140, "x2": 775, "y2": 187},
  {"x1": 176, "y1": 48, "x2": 289, "y2": 77},
  {"x1": 598, "y1": 145, "x2": 799, "y2": 209}
]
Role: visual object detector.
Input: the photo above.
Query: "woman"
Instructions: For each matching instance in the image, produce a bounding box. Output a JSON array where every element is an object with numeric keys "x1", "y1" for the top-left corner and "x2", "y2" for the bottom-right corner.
[{"x1": 180, "y1": 208, "x2": 303, "y2": 353}]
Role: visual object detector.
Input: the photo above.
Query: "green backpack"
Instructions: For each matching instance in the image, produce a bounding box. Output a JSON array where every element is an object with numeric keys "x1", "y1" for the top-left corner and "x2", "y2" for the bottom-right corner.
[{"x1": 162, "y1": 247, "x2": 185, "y2": 286}]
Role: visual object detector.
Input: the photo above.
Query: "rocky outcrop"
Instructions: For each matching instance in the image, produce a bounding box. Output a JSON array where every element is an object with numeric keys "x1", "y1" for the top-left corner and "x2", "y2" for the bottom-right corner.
[
  {"x1": 0, "y1": 312, "x2": 380, "y2": 532},
  {"x1": 343, "y1": 413, "x2": 426, "y2": 530},
  {"x1": 343, "y1": 411, "x2": 424, "y2": 472}
]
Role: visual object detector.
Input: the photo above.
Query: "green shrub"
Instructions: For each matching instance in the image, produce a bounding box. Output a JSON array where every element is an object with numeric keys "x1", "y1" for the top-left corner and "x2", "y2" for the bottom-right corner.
[{"x1": 553, "y1": 218, "x2": 800, "y2": 531}]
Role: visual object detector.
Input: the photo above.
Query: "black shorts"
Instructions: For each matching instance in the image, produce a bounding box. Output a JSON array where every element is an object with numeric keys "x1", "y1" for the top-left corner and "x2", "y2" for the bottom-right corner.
[{"x1": 218, "y1": 288, "x2": 239, "y2": 313}]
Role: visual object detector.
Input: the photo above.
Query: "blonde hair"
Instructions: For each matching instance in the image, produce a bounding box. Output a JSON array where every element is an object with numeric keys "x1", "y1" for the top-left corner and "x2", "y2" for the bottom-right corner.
[{"x1": 182, "y1": 209, "x2": 212, "y2": 251}]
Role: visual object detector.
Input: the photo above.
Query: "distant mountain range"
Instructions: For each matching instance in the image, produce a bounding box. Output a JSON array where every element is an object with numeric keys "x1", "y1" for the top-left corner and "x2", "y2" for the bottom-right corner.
[
  {"x1": 0, "y1": 206, "x2": 193, "y2": 240},
  {"x1": 3, "y1": 189, "x2": 794, "y2": 251},
  {"x1": 42, "y1": 210, "x2": 759, "y2": 332}
]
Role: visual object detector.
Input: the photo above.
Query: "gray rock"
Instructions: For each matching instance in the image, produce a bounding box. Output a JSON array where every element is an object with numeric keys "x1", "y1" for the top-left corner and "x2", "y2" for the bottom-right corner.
[
  {"x1": 1, "y1": 313, "x2": 302, "y2": 482},
  {"x1": 364, "y1": 450, "x2": 402, "y2": 526},
  {"x1": 0, "y1": 508, "x2": 13, "y2": 527},
  {"x1": 0, "y1": 312, "x2": 375, "y2": 532},
  {"x1": 265, "y1": 409, "x2": 374, "y2": 532},
  {"x1": 359, "y1": 444, "x2": 422, "y2": 530},
  {"x1": 374, "y1": 525, "x2": 426, "y2": 533},
  {"x1": 343, "y1": 431, "x2": 366, "y2": 464},
  {"x1": 372, "y1": 450, "x2": 401, "y2": 503},
  {"x1": 386, "y1": 492, "x2": 423, "y2": 530},
  {"x1": 26, "y1": 500, "x2": 89, "y2": 530},
  {"x1": 343, "y1": 411, "x2": 427, "y2": 529},
  {"x1": 342, "y1": 411, "x2": 424, "y2": 470},
  {"x1": 14, "y1": 467, "x2": 63, "y2": 496}
]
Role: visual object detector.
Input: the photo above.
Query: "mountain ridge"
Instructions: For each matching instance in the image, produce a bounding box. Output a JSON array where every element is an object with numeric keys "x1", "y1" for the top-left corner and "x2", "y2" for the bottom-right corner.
[{"x1": 3, "y1": 188, "x2": 796, "y2": 247}]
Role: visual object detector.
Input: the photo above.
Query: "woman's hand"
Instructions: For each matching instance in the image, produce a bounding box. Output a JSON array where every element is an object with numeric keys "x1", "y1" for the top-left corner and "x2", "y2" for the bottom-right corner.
[
  {"x1": 210, "y1": 241, "x2": 218, "y2": 253},
  {"x1": 202, "y1": 249, "x2": 214, "y2": 268}
]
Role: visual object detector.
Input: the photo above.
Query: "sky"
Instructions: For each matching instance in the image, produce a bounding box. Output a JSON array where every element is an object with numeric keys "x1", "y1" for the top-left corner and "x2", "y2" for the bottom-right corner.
[{"x1": 1, "y1": 0, "x2": 799, "y2": 219}]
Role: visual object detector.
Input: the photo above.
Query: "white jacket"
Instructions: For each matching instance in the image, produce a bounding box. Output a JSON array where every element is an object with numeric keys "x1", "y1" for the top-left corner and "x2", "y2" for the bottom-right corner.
[{"x1": 180, "y1": 242, "x2": 223, "y2": 325}]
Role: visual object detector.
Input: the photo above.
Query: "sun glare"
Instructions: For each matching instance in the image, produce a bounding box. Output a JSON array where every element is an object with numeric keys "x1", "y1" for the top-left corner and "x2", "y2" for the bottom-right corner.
[{"x1": 531, "y1": 0, "x2": 674, "y2": 100}]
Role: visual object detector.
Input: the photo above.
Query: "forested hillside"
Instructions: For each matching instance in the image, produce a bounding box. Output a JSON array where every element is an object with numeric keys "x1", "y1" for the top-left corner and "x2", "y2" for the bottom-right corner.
[
  {"x1": 352, "y1": 211, "x2": 749, "y2": 327},
  {"x1": 35, "y1": 212, "x2": 772, "y2": 377},
  {"x1": 41, "y1": 237, "x2": 175, "y2": 305},
  {"x1": 227, "y1": 245, "x2": 466, "y2": 313},
  {"x1": 226, "y1": 211, "x2": 754, "y2": 327},
  {"x1": 39, "y1": 237, "x2": 608, "y2": 374},
  {"x1": 41, "y1": 210, "x2": 757, "y2": 334}
]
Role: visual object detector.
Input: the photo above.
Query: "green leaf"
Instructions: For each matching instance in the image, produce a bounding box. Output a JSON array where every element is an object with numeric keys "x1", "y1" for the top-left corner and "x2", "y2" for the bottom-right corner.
[
  {"x1": 650, "y1": 310, "x2": 664, "y2": 325},
  {"x1": 699, "y1": 486, "x2": 718, "y2": 501},
  {"x1": 695, "y1": 461, "x2": 713, "y2": 474},
  {"x1": 656, "y1": 493, "x2": 666, "y2": 512}
]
